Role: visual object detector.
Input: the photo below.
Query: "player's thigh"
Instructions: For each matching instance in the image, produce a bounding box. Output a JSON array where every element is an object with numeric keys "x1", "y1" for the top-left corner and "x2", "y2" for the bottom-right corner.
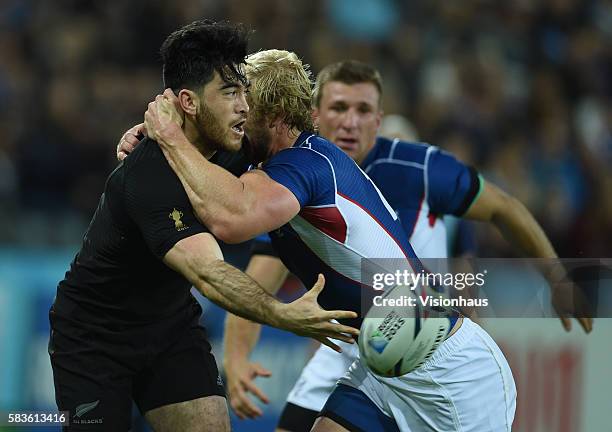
[
  {"x1": 383, "y1": 318, "x2": 515, "y2": 431},
  {"x1": 51, "y1": 357, "x2": 132, "y2": 431},
  {"x1": 144, "y1": 395, "x2": 230, "y2": 432},
  {"x1": 393, "y1": 319, "x2": 515, "y2": 431},
  {"x1": 276, "y1": 402, "x2": 319, "y2": 432},
  {"x1": 311, "y1": 416, "x2": 350, "y2": 432},
  {"x1": 49, "y1": 320, "x2": 133, "y2": 431},
  {"x1": 438, "y1": 322, "x2": 516, "y2": 430},
  {"x1": 134, "y1": 323, "x2": 227, "y2": 428},
  {"x1": 319, "y1": 384, "x2": 401, "y2": 432}
]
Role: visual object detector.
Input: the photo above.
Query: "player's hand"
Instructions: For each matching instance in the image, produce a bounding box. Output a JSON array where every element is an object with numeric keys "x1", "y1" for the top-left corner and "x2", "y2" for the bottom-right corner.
[
  {"x1": 225, "y1": 359, "x2": 272, "y2": 419},
  {"x1": 547, "y1": 265, "x2": 593, "y2": 333},
  {"x1": 144, "y1": 89, "x2": 184, "y2": 146},
  {"x1": 282, "y1": 274, "x2": 360, "y2": 352},
  {"x1": 116, "y1": 123, "x2": 145, "y2": 161}
]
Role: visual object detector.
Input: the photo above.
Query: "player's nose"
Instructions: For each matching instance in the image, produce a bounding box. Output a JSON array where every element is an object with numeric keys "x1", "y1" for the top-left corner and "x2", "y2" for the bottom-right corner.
[
  {"x1": 340, "y1": 110, "x2": 358, "y2": 129},
  {"x1": 236, "y1": 92, "x2": 249, "y2": 115}
]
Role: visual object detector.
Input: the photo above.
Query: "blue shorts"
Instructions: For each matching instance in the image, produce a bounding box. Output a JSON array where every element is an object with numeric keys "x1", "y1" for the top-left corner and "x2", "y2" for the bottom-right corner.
[{"x1": 319, "y1": 384, "x2": 400, "y2": 432}]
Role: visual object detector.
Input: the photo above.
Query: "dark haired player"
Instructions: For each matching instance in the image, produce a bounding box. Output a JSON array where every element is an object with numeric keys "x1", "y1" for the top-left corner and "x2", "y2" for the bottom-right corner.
[{"x1": 49, "y1": 21, "x2": 357, "y2": 432}]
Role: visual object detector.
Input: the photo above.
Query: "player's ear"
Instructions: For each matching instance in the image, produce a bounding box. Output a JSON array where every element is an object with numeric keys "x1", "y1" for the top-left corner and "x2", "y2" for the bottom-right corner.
[
  {"x1": 268, "y1": 116, "x2": 280, "y2": 131},
  {"x1": 375, "y1": 108, "x2": 383, "y2": 130},
  {"x1": 177, "y1": 89, "x2": 198, "y2": 116},
  {"x1": 375, "y1": 91, "x2": 383, "y2": 129},
  {"x1": 311, "y1": 107, "x2": 320, "y2": 129},
  {"x1": 269, "y1": 118, "x2": 289, "y2": 139}
]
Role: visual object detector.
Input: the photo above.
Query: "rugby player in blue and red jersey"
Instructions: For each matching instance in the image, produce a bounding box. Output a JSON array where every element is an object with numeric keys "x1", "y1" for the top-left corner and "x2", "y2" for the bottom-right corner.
[{"x1": 143, "y1": 51, "x2": 516, "y2": 432}]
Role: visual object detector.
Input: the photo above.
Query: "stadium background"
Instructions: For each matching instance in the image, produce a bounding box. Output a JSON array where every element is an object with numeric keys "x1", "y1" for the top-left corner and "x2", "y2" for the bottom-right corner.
[{"x1": 0, "y1": 0, "x2": 610, "y2": 431}]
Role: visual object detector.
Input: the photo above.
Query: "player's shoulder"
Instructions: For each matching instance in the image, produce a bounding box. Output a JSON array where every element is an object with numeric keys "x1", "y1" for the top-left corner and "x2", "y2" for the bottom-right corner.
[
  {"x1": 112, "y1": 137, "x2": 183, "y2": 200},
  {"x1": 300, "y1": 133, "x2": 353, "y2": 166},
  {"x1": 367, "y1": 136, "x2": 438, "y2": 167},
  {"x1": 296, "y1": 132, "x2": 338, "y2": 154},
  {"x1": 123, "y1": 137, "x2": 165, "y2": 166},
  {"x1": 120, "y1": 137, "x2": 174, "y2": 178},
  {"x1": 271, "y1": 132, "x2": 340, "y2": 163}
]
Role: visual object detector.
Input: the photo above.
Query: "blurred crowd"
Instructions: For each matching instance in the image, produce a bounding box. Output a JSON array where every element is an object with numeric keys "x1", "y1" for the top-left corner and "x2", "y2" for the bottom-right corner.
[{"x1": 1, "y1": 0, "x2": 610, "y2": 257}]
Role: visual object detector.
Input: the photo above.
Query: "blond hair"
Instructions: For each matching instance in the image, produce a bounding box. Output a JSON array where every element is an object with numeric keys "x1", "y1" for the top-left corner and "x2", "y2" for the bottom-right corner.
[{"x1": 246, "y1": 49, "x2": 314, "y2": 131}]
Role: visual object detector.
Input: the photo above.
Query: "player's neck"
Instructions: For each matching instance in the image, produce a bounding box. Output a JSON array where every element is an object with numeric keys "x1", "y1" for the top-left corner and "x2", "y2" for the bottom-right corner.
[
  {"x1": 354, "y1": 141, "x2": 376, "y2": 165},
  {"x1": 270, "y1": 126, "x2": 302, "y2": 154},
  {"x1": 184, "y1": 123, "x2": 216, "y2": 159}
]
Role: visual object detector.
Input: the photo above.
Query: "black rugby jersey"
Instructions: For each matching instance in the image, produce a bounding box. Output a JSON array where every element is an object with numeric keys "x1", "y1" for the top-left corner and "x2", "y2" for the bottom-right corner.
[{"x1": 53, "y1": 138, "x2": 249, "y2": 326}]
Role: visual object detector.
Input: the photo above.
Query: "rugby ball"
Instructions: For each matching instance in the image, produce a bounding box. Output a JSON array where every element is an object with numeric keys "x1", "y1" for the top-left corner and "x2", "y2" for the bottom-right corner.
[{"x1": 359, "y1": 284, "x2": 451, "y2": 377}]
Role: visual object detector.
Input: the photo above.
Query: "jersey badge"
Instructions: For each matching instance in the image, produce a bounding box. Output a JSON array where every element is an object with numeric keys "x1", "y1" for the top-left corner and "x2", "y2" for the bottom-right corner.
[{"x1": 169, "y1": 208, "x2": 188, "y2": 231}]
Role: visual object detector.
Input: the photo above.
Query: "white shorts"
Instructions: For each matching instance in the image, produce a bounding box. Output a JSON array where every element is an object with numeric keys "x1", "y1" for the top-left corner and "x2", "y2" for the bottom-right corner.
[
  {"x1": 286, "y1": 338, "x2": 359, "y2": 412},
  {"x1": 331, "y1": 318, "x2": 517, "y2": 431}
]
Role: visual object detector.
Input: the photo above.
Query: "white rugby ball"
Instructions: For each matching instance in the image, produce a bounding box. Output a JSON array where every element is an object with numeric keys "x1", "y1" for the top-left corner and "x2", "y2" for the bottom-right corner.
[{"x1": 359, "y1": 285, "x2": 451, "y2": 377}]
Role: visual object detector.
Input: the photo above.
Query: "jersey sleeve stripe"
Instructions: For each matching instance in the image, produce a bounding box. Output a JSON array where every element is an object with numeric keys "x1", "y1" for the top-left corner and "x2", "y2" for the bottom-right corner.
[
  {"x1": 389, "y1": 138, "x2": 400, "y2": 159},
  {"x1": 423, "y1": 145, "x2": 437, "y2": 205},
  {"x1": 364, "y1": 159, "x2": 425, "y2": 172}
]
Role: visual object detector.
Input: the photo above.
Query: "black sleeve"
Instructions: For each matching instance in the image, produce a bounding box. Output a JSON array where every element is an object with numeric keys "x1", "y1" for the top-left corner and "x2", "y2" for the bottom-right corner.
[
  {"x1": 210, "y1": 149, "x2": 251, "y2": 177},
  {"x1": 250, "y1": 234, "x2": 279, "y2": 257},
  {"x1": 123, "y1": 140, "x2": 209, "y2": 260}
]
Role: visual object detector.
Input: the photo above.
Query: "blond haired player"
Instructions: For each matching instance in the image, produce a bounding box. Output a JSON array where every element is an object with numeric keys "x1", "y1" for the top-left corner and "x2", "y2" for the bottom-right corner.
[
  {"x1": 120, "y1": 52, "x2": 591, "y2": 432},
  {"x1": 139, "y1": 50, "x2": 513, "y2": 432}
]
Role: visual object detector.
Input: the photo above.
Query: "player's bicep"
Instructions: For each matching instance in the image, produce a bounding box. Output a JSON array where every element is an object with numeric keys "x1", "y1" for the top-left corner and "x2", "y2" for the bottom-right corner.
[
  {"x1": 124, "y1": 151, "x2": 209, "y2": 259},
  {"x1": 163, "y1": 232, "x2": 223, "y2": 282},
  {"x1": 229, "y1": 170, "x2": 300, "y2": 237}
]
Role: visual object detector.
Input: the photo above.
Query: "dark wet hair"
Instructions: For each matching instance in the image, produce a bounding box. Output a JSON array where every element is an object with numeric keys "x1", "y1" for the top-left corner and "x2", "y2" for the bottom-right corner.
[{"x1": 160, "y1": 19, "x2": 250, "y2": 92}]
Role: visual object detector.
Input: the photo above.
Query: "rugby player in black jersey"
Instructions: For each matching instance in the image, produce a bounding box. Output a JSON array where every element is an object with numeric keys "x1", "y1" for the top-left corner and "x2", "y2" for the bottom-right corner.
[{"x1": 49, "y1": 20, "x2": 358, "y2": 432}]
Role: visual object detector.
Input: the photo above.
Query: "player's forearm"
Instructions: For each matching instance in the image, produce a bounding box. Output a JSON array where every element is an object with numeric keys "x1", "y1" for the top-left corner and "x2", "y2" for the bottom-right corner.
[
  {"x1": 194, "y1": 259, "x2": 287, "y2": 328},
  {"x1": 492, "y1": 196, "x2": 557, "y2": 258},
  {"x1": 157, "y1": 129, "x2": 252, "y2": 228},
  {"x1": 223, "y1": 314, "x2": 262, "y2": 366},
  {"x1": 223, "y1": 255, "x2": 289, "y2": 362},
  {"x1": 491, "y1": 198, "x2": 572, "y2": 288}
]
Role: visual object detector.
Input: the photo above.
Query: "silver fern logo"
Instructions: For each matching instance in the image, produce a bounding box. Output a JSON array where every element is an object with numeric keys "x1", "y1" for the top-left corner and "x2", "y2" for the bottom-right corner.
[{"x1": 75, "y1": 400, "x2": 99, "y2": 418}]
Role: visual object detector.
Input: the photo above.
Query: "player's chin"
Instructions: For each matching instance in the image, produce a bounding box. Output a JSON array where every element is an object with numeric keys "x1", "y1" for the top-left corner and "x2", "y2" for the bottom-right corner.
[{"x1": 224, "y1": 136, "x2": 243, "y2": 153}]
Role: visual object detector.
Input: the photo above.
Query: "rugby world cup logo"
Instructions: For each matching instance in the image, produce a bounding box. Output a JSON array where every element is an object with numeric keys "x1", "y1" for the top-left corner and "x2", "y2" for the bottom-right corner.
[
  {"x1": 169, "y1": 208, "x2": 188, "y2": 231},
  {"x1": 368, "y1": 330, "x2": 389, "y2": 354}
]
